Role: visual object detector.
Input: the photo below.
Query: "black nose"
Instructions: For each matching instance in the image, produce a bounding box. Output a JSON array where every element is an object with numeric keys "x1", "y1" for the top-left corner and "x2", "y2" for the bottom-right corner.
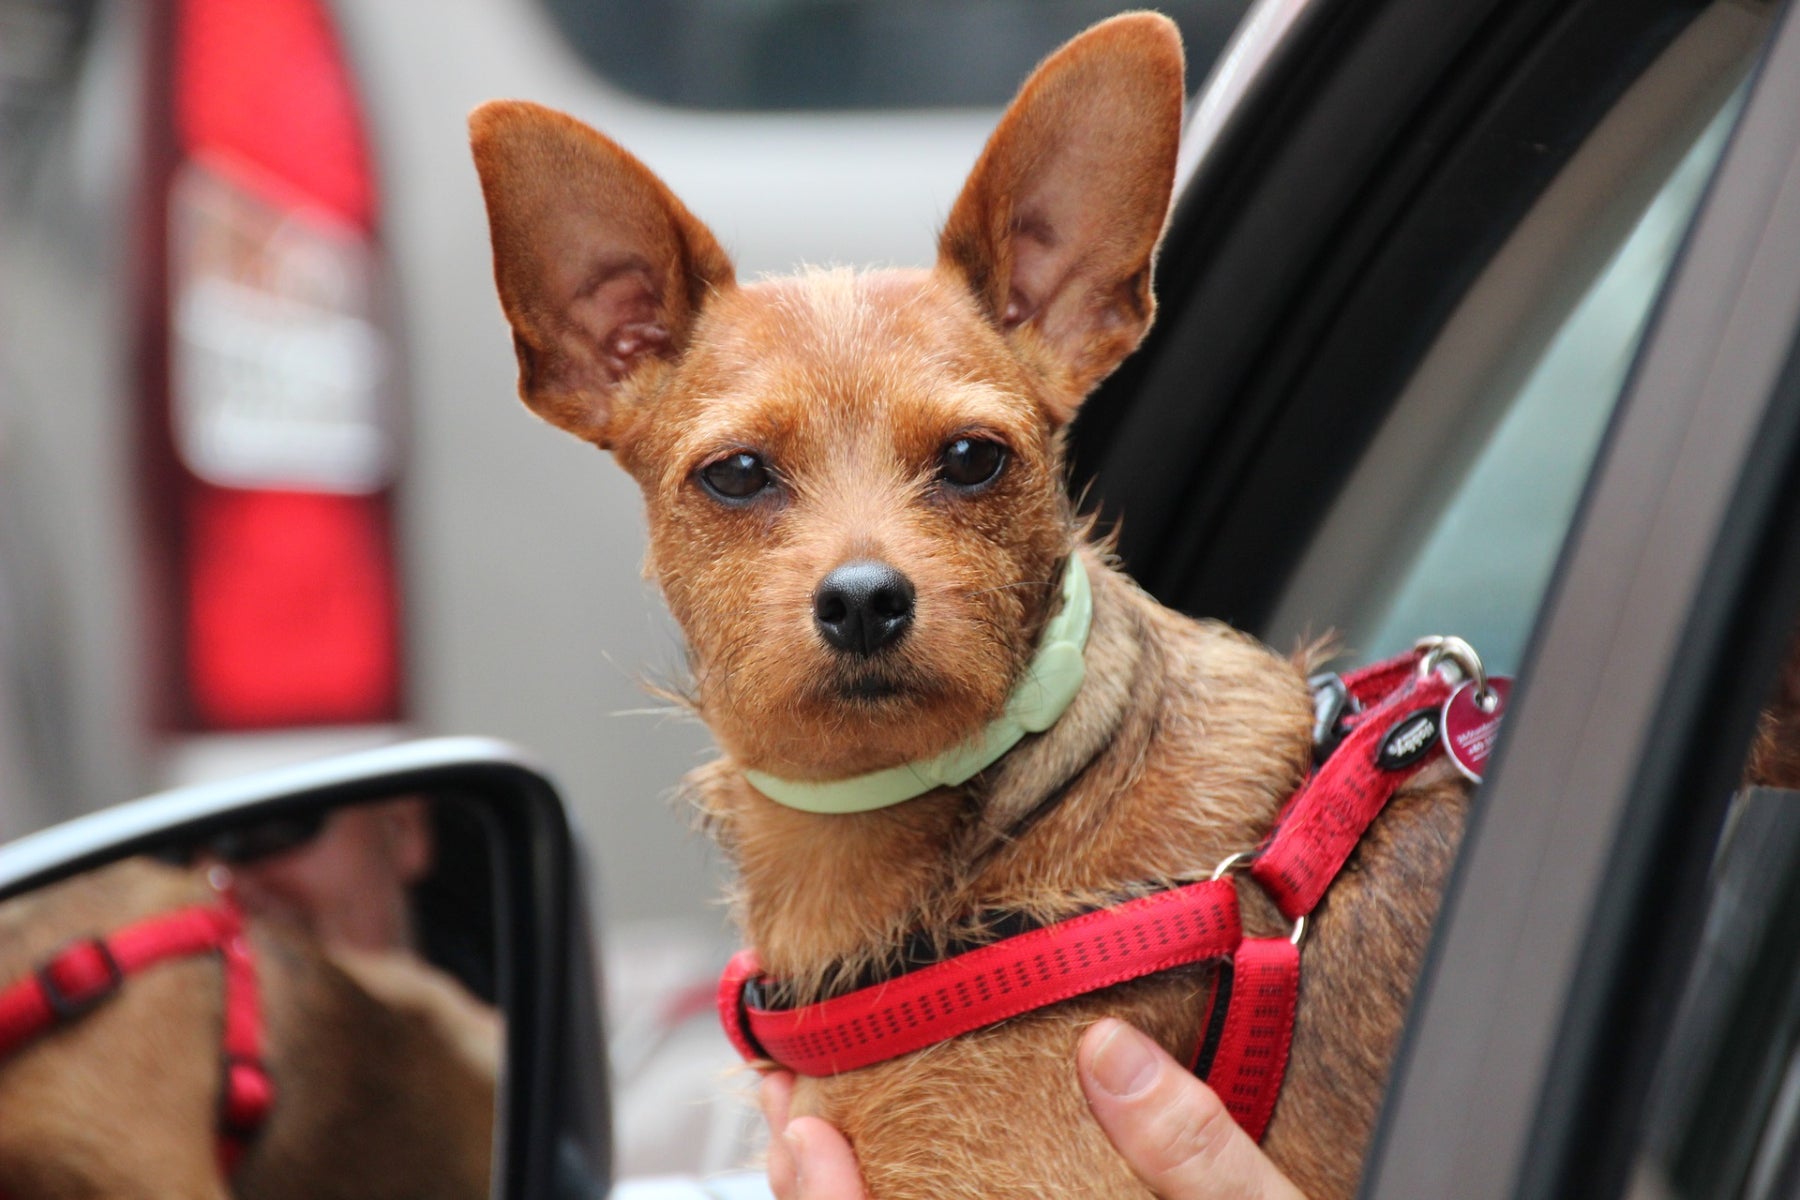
[{"x1": 813, "y1": 561, "x2": 915, "y2": 656}]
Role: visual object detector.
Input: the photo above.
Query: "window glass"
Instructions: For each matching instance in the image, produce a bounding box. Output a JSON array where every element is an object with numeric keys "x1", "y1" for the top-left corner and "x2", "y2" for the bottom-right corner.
[
  {"x1": 538, "y1": 0, "x2": 1248, "y2": 110},
  {"x1": 1262, "y1": 0, "x2": 1766, "y2": 677},
  {"x1": 1357, "y1": 99, "x2": 1741, "y2": 674}
]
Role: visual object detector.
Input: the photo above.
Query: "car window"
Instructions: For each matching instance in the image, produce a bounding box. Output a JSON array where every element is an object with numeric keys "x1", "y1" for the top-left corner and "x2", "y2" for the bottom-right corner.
[
  {"x1": 1353, "y1": 98, "x2": 1741, "y2": 674},
  {"x1": 536, "y1": 0, "x2": 1248, "y2": 110},
  {"x1": 1263, "y1": 0, "x2": 1770, "y2": 674}
]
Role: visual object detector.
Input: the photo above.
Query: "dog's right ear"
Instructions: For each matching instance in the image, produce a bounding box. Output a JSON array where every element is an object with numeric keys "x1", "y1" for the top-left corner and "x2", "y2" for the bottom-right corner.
[{"x1": 469, "y1": 101, "x2": 734, "y2": 448}]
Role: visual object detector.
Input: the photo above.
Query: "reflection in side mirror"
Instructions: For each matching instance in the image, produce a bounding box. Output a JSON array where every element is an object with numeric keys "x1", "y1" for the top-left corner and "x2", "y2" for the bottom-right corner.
[
  {"x1": 0, "y1": 739, "x2": 606, "y2": 1200},
  {"x1": 0, "y1": 797, "x2": 498, "y2": 1199}
]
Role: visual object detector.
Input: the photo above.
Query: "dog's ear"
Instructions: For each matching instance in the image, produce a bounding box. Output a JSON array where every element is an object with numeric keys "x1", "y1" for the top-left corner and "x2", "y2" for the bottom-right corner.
[
  {"x1": 937, "y1": 14, "x2": 1183, "y2": 420},
  {"x1": 470, "y1": 101, "x2": 734, "y2": 448}
]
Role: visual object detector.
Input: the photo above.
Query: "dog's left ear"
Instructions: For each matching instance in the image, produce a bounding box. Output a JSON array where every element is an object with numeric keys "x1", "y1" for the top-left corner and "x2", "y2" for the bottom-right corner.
[{"x1": 937, "y1": 13, "x2": 1184, "y2": 420}]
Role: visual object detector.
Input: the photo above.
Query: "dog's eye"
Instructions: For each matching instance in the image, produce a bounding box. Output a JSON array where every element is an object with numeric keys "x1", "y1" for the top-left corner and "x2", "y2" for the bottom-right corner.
[
  {"x1": 939, "y1": 437, "x2": 1007, "y2": 489},
  {"x1": 699, "y1": 452, "x2": 772, "y2": 502}
]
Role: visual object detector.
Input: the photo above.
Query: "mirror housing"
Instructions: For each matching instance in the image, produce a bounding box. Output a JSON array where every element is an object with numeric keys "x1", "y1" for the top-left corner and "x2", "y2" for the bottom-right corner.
[{"x1": 0, "y1": 736, "x2": 608, "y2": 1200}]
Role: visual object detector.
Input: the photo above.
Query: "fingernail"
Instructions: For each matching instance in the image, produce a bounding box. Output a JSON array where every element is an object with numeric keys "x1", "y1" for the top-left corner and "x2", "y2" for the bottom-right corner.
[{"x1": 1087, "y1": 1019, "x2": 1160, "y2": 1098}]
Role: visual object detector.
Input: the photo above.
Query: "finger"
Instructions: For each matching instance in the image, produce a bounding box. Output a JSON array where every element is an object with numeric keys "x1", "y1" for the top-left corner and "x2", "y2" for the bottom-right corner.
[
  {"x1": 1079, "y1": 1019, "x2": 1308, "y2": 1200},
  {"x1": 760, "y1": 1073, "x2": 798, "y2": 1199},
  {"x1": 761, "y1": 1071, "x2": 796, "y2": 1131},
  {"x1": 786, "y1": 1116, "x2": 870, "y2": 1200}
]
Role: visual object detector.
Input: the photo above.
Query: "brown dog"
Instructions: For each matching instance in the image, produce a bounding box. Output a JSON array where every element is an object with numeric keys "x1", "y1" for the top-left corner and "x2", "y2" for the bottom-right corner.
[
  {"x1": 470, "y1": 14, "x2": 1468, "y2": 1198},
  {"x1": 0, "y1": 858, "x2": 497, "y2": 1200}
]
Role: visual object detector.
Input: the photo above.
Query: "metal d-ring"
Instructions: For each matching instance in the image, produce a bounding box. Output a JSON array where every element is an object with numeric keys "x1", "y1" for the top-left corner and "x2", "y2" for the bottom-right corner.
[
  {"x1": 1414, "y1": 635, "x2": 1496, "y2": 710},
  {"x1": 1210, "y1": 851, "x2": 1254, "y2": 881},
  {"x1": 1210, "y1": 852, "x2": 1307, "y2": 947}
]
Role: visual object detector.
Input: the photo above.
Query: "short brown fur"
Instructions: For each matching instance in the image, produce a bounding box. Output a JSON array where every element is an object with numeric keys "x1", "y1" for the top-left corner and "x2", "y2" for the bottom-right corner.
[
  {"x1": 471, "y1": 14, "x2": 1467, "y2": 1197},
  {"x1": 0, "y1": 859, "x2": 496, "y2": 1200}
]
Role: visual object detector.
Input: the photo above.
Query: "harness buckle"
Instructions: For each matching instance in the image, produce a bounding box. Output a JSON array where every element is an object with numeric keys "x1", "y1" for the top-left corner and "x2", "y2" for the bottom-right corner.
[
  {"x1": 1307, "y1": 672, "x2": 1358, "y2": 765},
  {"x1": 36, "y1": 938, "x2": 124, "y2": 1020}
]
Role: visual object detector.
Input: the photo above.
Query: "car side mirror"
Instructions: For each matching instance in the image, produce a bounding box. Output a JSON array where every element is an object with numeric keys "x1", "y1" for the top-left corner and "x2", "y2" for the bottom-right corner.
[{"x1": 0, "y1": 737, "x2": 607, "y2": 1200}]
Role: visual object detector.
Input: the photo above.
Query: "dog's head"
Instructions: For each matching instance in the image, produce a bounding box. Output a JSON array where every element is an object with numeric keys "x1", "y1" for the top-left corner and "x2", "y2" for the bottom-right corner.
[{"x1": 470, "y1": 15, "x2": 1183, "y2": 780}]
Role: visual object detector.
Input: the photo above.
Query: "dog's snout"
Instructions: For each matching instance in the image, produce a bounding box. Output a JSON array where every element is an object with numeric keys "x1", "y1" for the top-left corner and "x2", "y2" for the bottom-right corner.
[{"x1": 814, "y1": 562, "x2": 915, "y2": 656}]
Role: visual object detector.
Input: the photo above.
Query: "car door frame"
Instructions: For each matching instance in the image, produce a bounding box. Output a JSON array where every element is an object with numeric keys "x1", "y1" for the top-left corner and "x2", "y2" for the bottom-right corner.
[{"x1": 1364, "y1": 1, "x2": 1800, "y2": 1195}]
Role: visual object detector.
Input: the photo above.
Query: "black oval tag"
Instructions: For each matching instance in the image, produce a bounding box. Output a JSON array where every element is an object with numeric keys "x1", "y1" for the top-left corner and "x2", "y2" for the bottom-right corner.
[{"x1": 1376, "y1": 708, "x2": 1440, "y2": 771}]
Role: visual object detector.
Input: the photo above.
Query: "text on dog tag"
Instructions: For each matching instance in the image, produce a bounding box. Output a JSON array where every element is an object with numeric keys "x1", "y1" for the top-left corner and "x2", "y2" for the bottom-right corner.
[{"x1": 1442, "y1": 677, "x2": 1512, "y2": 784}]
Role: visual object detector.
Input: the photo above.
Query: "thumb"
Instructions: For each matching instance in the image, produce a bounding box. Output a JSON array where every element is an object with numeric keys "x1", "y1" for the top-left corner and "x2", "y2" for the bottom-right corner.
[
  {"x1": 1079, "y1": 1019, "x2": 1308, "y2": 1200},
  {"x1": 784, "y1": 1117, "x2": 871, "y2": 1200}
]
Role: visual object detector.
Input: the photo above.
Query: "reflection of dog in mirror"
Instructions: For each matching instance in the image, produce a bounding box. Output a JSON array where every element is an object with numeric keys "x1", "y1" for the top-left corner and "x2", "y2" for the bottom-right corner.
[
  {"x1": 470, "y1": 14, "x2": 1469, "y2": 1199},
  {"x1": 0, "y1": 856, "x2": 497, "y2": 1200}
]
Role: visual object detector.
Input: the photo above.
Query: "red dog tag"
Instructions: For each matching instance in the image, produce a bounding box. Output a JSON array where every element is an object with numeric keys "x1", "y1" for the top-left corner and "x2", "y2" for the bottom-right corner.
[{"x1": 1441, "y1": 677, "x2": 1511, "y2": 783}]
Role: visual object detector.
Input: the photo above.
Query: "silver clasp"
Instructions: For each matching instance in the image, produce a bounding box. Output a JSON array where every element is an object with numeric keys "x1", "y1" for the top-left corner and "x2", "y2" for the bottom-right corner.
[{"x1": 1414, "y1": 635, "x2": 1499, "y2": 713}]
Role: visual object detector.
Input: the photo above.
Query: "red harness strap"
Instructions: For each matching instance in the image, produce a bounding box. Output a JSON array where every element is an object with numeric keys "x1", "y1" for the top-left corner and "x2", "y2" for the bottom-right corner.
[
  {"x1": 720, "y1": 877, "x2": 1243, "y2": 1074},
  {"x1": 1195, "y1": 658, "x2": 1455, "y2": 1138},
  {"x1": 718, "y1": 647, "x2": 1475, "y2": 1142},
  {"x1": 1250, "y1": 660, "x2": 1454, "y2": 921},
  {"x1": 0, "y1": 890, "x2": 274, "y2": 1173},
  {"x1": 1201, "y1": 936, "x2": 1301, "y2": 1141}
]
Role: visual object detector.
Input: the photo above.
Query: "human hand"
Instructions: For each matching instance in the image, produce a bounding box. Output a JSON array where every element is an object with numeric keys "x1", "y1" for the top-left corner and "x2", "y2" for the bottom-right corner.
[
  {"x1": 758, "y1": 1017, "x2": 1308, "y2": 1199},
  {"x1": 758, "y1": 1071, "x2": 867, "y2": 1200},
  {"x1": 1078, "y1": 1018, "x2": 1308, "y2": 1200}
]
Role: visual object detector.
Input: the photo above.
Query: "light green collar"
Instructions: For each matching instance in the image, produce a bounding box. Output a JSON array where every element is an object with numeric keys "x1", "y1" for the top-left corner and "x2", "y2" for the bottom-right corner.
[{"x1": 742, "y1": 556, "x2": 1092, "y2": 814}]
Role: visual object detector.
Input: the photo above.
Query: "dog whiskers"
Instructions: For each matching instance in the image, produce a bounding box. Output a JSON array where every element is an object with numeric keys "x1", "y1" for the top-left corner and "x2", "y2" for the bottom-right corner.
[
  {"x1": 963, "y1": 579, "x2": 1057, "y2": 598},
  {"x1": 608, "y1": 704, "x2": 699, "y2": 721}
]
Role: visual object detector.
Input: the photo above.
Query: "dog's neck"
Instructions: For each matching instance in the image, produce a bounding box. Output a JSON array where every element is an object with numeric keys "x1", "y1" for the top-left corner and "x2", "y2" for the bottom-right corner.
[
  {"x1": 954, "y1": 553, "x2": 1144, "y2": 859},
  {"x1": 692, "y1": 547, "x2": 1313, "y2": 1002}
]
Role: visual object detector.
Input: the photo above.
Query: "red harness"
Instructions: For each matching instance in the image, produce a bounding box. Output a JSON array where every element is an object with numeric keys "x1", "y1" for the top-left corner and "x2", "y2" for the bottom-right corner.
[
  {"x1": 720, "y1": 646, "x2": 1495, "y2": 1142},
  {"x1": 0, "y1": 885, "x2": 274, "y2": 1173}
]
